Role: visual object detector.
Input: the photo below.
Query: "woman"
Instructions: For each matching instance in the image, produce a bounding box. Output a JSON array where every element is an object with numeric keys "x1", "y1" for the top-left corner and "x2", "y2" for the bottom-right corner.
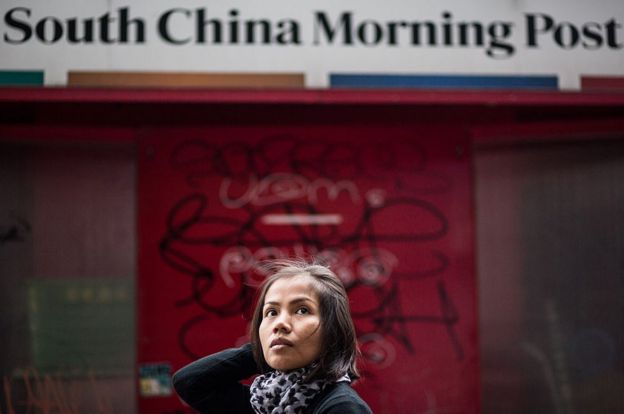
[{"x1": 172, "y1": 260, "x2": 372, "y2": 413}]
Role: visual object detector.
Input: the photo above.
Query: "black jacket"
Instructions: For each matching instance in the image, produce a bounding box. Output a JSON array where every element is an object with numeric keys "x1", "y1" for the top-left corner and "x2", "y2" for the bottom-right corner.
[{"x1": 172, "y1": 344, "x2": 372, "y2": 414}]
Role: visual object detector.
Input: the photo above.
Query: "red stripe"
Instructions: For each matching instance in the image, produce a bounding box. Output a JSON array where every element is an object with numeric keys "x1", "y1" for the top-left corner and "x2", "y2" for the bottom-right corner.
[{"x1": 581, "y1": 76, "x2": 624, "y2": 91}]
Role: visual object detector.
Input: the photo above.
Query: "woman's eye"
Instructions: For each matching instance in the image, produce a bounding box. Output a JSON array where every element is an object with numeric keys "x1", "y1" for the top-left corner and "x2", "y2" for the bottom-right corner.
[
  {"x1": 296, "y1": 307, "x2": 309, "y2": 315},
  {"x1": 265, "y1": 309, "x2": 277, "y2": 317}
]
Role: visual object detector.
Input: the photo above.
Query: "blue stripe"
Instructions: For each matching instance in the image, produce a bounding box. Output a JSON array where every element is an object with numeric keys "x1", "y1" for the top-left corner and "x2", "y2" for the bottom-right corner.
[{"x1": 330, "y1": 74, "x2": 558, "y2": 90}]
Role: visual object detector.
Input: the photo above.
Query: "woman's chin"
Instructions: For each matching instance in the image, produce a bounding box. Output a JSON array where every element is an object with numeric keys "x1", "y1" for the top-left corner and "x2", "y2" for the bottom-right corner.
[{"x1": 268, "y1": 359, "x2": 294, "y2": 372}]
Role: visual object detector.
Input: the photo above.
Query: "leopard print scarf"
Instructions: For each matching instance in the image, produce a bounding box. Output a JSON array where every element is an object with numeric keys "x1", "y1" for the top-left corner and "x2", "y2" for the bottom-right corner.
[{"x1": 250, "y1": 367, "x2": 349, "y2": 414}]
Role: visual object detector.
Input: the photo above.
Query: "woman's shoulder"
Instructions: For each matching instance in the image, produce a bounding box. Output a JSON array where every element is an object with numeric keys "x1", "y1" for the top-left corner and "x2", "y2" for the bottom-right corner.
[{"x1": 310, "y1": 382, "x2": 373, "y2": 414}]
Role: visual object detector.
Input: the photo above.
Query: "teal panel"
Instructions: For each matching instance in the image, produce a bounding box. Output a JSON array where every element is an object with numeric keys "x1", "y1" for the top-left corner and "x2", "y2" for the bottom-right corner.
[
  {"x1": 27, "y1": 278, "x2": 135, "y2": 376},
  {"x1": 0, "y1": 71, "x2": 44, "y2": 86}
]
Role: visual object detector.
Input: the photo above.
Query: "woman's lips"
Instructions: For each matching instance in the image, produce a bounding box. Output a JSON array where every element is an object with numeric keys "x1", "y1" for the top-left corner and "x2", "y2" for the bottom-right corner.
[{"x1": 270, "y1": 338, "x2": 294, "y2": 348}]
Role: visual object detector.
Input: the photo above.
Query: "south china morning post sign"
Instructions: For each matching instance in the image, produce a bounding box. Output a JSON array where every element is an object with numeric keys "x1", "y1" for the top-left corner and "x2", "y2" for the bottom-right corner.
[{"x1": 1, "y1": 0, "x2": 624, "y2": 88}]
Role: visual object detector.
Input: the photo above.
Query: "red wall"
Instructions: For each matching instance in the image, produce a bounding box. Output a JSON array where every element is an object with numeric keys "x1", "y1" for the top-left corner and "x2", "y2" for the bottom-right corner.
[{"x1": 137, "y1": 125, "x2": 479, "y2": 413}]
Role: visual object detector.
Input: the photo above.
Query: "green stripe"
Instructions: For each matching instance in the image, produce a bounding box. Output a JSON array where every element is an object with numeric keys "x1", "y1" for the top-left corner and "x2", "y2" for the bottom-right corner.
[{"x1": 0, "y1": 70, "x2": 44, "y2": 86}]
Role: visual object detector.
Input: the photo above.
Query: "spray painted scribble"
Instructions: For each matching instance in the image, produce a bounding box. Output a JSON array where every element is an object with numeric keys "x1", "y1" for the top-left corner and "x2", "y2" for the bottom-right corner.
[{"x1": 160, "y1": 135, "x2": 463, "y2": 368}]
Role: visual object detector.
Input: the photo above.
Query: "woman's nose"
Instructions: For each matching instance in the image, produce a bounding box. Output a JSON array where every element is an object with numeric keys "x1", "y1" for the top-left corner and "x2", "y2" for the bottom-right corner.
[{"x1": 273, "y1": 314, "x2": 292, "y2": 333}]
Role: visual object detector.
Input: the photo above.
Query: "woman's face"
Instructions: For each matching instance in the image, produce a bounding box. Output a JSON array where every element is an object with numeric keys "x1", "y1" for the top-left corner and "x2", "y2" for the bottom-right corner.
[{"x1": 259, "y1": 274, "x2": 323, "y2": 371}]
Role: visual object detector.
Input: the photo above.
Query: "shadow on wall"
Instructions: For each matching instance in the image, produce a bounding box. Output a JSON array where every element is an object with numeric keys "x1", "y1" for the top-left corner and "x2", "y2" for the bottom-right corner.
[
  {"x1": 0, "y1": 141, "x2": 137, "y2": 414},
  {"x1": 476, "y1": 139, "x2": 624, "y2": 414}
]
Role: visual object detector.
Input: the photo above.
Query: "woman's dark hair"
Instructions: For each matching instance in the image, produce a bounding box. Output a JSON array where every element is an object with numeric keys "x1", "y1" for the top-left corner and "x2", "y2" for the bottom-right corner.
[{"x1": 249, "y1": 259, "x2": 361, "y2": 382}]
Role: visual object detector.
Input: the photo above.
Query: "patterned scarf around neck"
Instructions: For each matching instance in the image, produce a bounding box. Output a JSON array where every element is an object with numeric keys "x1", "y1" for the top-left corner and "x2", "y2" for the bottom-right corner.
[{"x1": 250, "y1": 367, "x2": 350, "y2": 414}]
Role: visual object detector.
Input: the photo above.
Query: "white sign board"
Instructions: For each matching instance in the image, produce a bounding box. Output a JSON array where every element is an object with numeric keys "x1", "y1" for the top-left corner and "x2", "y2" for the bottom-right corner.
[{"x1": 1, "y1": 0, "x2": 623, "y2": 88}]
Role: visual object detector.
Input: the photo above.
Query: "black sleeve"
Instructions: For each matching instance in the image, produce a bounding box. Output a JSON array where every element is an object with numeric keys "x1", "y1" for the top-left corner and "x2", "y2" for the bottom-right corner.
[
  {"x1": 172, "y1": 343, "x2": 258, "y2": 414},
  {"x1": 312, "y1": 383, "x2": 373, "y2": 414},
  {"x1": 321, "y1": 398, "x2": 373, "y2": 414}
]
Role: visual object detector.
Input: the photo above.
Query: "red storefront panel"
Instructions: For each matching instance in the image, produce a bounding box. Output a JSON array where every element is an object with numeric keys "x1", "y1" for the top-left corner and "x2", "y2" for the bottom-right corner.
[{"x1": 138, "y1": 125, "x2": 478, "y2": 413}]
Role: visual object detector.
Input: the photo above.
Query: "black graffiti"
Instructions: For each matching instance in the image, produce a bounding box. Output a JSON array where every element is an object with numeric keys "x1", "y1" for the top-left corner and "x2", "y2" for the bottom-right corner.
[
  {"x1": 0, "y1": 214, "x2": 31, "y2": 245},
  {"x1": 160, "y1": 136, "x2": 463, "y2": 362},
  {"x1": 363, "y1": 279, "x2": 464, "y2": 360},
  {"x1": 170, "y1": 135, "x2": 451, "y2": 195}
]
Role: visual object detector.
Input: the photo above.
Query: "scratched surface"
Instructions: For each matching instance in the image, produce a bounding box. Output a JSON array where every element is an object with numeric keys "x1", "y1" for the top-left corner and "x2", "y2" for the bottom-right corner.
[{"x1": 137, "y1": 126, "x2": 478, "y2": 414}]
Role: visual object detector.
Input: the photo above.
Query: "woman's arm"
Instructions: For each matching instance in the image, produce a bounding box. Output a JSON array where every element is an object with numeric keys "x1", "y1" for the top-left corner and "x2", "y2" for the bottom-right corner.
[{"x1": 172, "y1": 343, "x2": 258, "y2": 413}]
